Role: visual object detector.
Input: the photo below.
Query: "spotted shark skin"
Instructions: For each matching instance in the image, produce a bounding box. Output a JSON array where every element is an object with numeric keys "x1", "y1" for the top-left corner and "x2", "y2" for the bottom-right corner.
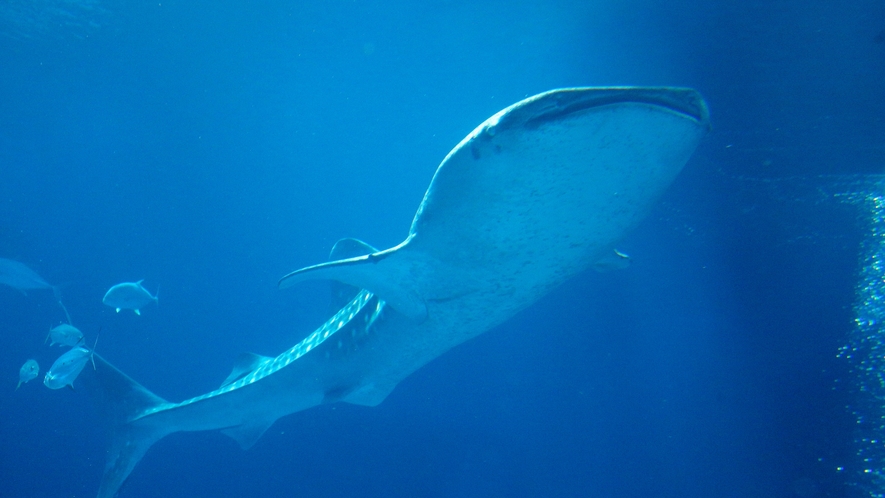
[
  {"x1": 79, "y1": 87, "x2": 709, "y2": 497},
  {"x1": 139, "y1": 290, "x2": 375, "y2": 417}
]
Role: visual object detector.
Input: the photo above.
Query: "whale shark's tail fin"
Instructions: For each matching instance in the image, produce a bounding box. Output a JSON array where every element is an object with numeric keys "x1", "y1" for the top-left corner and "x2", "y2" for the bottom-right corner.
[{"x1": 80, "y1": 354, "x2": 172, "y2": 498}]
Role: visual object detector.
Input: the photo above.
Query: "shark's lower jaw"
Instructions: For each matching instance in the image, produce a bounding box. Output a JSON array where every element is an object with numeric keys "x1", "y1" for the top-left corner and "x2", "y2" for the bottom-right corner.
[{"x1": 79, "y1": 87, "x2": 709, "y2": 498}]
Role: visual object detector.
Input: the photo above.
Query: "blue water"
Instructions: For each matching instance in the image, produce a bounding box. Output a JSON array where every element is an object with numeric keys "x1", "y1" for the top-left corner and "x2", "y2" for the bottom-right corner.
[{"x1": 1, "y1": 1, "x2": 883, "y2": 497}]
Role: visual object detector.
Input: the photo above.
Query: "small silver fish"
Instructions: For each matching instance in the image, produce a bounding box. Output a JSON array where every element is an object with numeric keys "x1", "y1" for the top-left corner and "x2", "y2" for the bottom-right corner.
[
  {"x1": 45, "y1": 323, "x2": 84, "y2": 347},
  {"x1": 16, "y1": 359, "x2": 39, "y2": 390},
  {"x1": 102, "y1": 279, "x2": 158, "y2": 316},
  {"x1": 44, "y1": 339, "x2": 96, "y2": 390}
]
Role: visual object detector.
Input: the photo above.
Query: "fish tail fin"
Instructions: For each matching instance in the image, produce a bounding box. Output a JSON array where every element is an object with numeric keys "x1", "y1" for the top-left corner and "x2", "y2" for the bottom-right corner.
[
  {"x1": 81, "y1": 353, "x2": 173, "y2": 498},
  {"x1": 154, "y1": 284, "x2": 159, "y2": 305},
  {"x1": 15, "y1": 381, "x2": 21, "y2": 391},
  {"x1": 45, "y1": 325, "x2": 51, "y2": 345}
]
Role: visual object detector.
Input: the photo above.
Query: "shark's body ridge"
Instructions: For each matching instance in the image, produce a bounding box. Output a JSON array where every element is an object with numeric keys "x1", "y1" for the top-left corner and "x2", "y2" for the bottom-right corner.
[{"x1": 80, "y1": 87, "x2": 709, "y2": 497}]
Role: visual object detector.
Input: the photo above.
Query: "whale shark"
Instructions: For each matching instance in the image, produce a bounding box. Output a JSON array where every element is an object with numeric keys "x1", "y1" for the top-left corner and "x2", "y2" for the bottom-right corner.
[{"x1": 78, "y1": 87, "x2": 709, "y2": 497}]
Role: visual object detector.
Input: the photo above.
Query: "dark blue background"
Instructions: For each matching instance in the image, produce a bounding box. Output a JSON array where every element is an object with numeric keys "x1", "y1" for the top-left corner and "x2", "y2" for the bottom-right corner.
[{"x1": 1, "y1": 1, "x2": 882, "y2": 496}]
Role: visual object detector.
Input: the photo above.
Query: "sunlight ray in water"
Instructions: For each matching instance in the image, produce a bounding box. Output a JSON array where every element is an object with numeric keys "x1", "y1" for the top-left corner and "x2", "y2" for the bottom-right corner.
[
  {"x1": 725, "y1": 174, "x2": 885, "y2": 497},
  {"x1": 837, "y1": 180, "x2": 885, "y2": 498}
]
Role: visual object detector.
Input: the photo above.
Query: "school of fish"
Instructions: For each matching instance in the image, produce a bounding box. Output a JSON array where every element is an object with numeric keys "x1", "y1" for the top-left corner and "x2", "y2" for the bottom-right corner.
[{"x1": 2, "y1": 258, "x2": 155, "y2": 391}]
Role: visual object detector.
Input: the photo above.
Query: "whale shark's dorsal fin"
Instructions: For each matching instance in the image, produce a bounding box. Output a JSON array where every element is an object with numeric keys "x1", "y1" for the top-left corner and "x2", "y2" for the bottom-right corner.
[
  {"x1": 329, "y1": 238, "x2": 379, "y2": 260},
  {"x1": 327, "y1": 238, "x2": 379, "y2": 311},
  {"x1": 220, "y1": 352, "x2": 272, "y2": 388}
]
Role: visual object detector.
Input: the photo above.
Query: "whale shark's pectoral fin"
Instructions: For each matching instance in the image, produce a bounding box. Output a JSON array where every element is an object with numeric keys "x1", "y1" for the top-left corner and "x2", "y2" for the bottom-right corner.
[
  {"x1": 279, "y1": 240, "x2": 428, "y2": 322},
  {"x1": 221, "y1": 352, "x2": 272, "y2": 388},
  {"x1": 221, "y1": 418, "x2": 277, "y2": 450}
]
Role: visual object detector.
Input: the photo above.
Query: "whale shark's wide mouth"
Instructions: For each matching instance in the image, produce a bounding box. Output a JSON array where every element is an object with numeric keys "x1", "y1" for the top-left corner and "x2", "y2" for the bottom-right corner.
[{"x1": 520, "y1": 86, "x2": 710, "y2": 129}]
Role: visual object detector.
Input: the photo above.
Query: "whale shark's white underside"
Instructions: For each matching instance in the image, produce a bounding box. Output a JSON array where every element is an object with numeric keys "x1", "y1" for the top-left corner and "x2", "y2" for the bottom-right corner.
[{"x1": 81, "y1": 87, "x2": 709, "y2": 497}]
